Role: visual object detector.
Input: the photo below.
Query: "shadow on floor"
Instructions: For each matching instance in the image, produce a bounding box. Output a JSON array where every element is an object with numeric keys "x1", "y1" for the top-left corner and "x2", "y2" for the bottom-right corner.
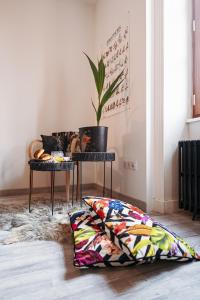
[{"x1": 61, "y1": 240, "x2": 188, "y2": 294}]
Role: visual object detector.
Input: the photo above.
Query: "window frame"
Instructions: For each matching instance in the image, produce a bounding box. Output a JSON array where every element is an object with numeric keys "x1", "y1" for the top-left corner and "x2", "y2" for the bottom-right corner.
[{"x1": 192, "y1": 0, "x2": 200, "y2": 117}]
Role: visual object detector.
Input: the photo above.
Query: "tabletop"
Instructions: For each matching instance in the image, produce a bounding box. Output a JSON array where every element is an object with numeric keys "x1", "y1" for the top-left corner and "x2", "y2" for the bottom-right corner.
[
  {"x1": 72, "y1": 152, "x2": 115, "y2": 162},
  {"x1": 28, "y1": 160, "x2": 74, "y2": 171}
]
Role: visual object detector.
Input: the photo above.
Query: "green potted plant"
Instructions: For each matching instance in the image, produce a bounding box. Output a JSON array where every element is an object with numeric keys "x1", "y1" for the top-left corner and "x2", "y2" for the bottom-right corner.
[{"x1": 79, "y1": 53, "x2": 124, "y2": 152}]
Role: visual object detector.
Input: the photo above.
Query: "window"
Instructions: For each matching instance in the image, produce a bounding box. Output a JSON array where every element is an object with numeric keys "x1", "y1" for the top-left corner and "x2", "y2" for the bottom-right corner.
[{"x1": 193, "y1": 0, "x2": 200, "y2": 117}]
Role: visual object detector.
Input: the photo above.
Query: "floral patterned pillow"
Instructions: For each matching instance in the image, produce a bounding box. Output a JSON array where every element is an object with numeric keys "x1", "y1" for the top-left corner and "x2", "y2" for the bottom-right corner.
[
  {"x1": 84, "y1": 197, "x2": 200, "y2": 263},
  {"x1": 69, "y1": 209, "x2": 134, "y2": 268}
]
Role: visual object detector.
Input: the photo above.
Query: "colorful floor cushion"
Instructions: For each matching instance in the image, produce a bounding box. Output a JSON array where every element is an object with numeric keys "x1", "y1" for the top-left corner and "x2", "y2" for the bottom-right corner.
[
  {"x1": 69, "y1": 209, "x2": 135, "y2": 268},
  {"x1": 83, "y1": 196, "x2": 200, "y2": 264}
]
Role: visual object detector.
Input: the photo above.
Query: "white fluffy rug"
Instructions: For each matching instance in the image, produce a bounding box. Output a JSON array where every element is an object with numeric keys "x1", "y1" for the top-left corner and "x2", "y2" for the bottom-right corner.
[{"x1": 0, "y1": 196, "x2": 83, "y2": 245}]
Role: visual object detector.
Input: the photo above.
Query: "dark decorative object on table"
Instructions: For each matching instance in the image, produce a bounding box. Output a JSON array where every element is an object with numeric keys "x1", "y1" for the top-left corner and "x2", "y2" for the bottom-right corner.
[
  {"x1": 51, "y1": 132, "x2": 81, "y2": 154},
  {"x1": 52, "y1": 132, "x2": 68, "y2": 153},
  {"x1": 79, "y1": 53, "x2": 124, "y2": 152},
  {"x1": 41, "y1": 134, "x2": 67, "y2": 154},
  {"x1": 66, "y1": 132, "x2": 80, "y2": 153},
  {"x1": 79, "y1": 126, "x2": 108, "y2": 152}
]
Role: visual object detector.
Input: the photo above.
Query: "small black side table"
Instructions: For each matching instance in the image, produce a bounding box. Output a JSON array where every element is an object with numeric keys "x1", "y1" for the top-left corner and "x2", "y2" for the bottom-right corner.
[
  {"x1": 72, "y1": 152, "x2": 115, "y2": 203},
  {"x1": 28, "y1": 160, "x2": 74, "y2": 215}
]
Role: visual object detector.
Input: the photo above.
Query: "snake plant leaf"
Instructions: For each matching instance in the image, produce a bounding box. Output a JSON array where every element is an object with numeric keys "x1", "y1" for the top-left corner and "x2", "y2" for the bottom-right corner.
[
  {"x1": 84, "y1": 52, "x2": 100, "y2": 96},
  {"x1": 101, "y1": 70, "x2": 124, "y2": 106},
  {"x1": 96, "y1": 75, "x2": 124, "y2": 124},
  {"x1": 107, "y1": 78, "x2": 124, "y2": 101},
  {"x1": 91, "y1": 99, "x2": 97, "y2": 113},
  {"x1": 98, "y1": 57, "x2": 105, "y2": 99},
  {"x1": 107, "y1": 69, "x2": 124, "y2": 94},
  {"x1": 84, "y1": 53, "x2": 124, "y2": 125}
]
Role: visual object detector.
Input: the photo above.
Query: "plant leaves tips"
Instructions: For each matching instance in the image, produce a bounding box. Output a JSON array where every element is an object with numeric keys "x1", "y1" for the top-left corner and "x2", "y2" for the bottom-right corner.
[{"x1": 84, "y1": 53, "x2": 124, "y2": 126}]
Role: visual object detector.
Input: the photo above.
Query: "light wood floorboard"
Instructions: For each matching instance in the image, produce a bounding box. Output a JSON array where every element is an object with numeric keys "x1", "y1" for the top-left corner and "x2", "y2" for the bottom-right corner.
[{"x1": 0, "y1": 192, "x2": 200, "y2": 300}]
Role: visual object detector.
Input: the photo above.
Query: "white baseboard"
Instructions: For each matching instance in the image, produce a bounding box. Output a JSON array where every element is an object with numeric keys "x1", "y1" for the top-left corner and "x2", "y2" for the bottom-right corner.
[
  {"x1": 154, "y1": 199, "x2": 179, "y2": 214},
  {"x1": 0, "y1": 183, "x2": 96, "y2": 197},
  {"x1": 94, "y1": 184, "x2": 146, "y2": 211}
]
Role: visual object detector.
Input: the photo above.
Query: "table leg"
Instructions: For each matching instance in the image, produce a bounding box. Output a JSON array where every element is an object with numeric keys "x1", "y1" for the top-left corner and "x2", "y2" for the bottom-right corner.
[
  {"x1": 51, "y1": 171, "x2": 55, "y2": 216},
  {"x1": 80, "y1": 161, "x2": 82, "y2": 207},
  {"x1": 65, "y1": 171, "x2": 70, "y2": 203},
  {"x1": 103, "y1": 161, "x2": 105, "y2": 197},
  {"x1": 110, "y1": 160, "x2": 112, "y2": 198},
  {"x1": 76, "y1": 162, "x2": 80, "y2": 201},
  {"x1": 72, "y1": 163, "x2": 75, "y2": 206},
  {"x1": 29, "y1": 169, "x2": 33, "y2": 213}
]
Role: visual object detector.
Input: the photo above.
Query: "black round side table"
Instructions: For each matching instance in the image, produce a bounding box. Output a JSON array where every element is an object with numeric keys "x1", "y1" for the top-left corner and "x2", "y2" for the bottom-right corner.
[
  {"x1": 72, "y1": 152, "x2": 115, "y2": 205},
  {"x1": 28, "y1": 160, "x2": 74, "y2": 215}
]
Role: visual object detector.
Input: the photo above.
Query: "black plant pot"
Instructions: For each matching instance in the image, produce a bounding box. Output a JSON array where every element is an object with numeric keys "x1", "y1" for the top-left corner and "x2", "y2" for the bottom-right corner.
[{"x1": 79, "y1": 126, "x2": 108, "y2": 152}]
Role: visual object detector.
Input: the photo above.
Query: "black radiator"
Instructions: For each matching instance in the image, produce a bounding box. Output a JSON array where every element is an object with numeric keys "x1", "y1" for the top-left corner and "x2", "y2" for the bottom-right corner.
[{"x1": 178, "y1": 140, "x2": 200, "y2": 220}]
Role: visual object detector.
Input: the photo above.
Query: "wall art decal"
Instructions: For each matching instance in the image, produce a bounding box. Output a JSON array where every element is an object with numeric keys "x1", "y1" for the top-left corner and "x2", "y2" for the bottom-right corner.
[{"x1": 102, "y1": 24, "x2": 130, "y2": 118}]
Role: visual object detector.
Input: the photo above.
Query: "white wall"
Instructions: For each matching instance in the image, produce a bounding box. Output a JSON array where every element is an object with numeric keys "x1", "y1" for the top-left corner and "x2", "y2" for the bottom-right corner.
[
  {"x1": 0, "y1": 0, "x2": 192, "y2": 212},
  {"x1": 163, "y1": 0, "x2": 191, "y2": 211},
  {"x1": 0, "y1": 0, "x2": 95, "y2": 191},
  {"x1": 145, "y1": 0, "x2": 192, "y2": 213},
  {"x1": 94, "y1": 0, "x2": 192, "y2": 212},
  {"x1": 94, "y1": 0, "x2": 147, "y2": 203},
  {"x1": 188, "y1": 119, "x2": 200, "y2": 139}
]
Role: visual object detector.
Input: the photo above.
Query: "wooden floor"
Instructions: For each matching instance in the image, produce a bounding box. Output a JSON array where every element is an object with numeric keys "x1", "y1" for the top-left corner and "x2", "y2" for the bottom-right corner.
[{"x1": 1, "y1": 193, "x2": 200, "y2": 300}]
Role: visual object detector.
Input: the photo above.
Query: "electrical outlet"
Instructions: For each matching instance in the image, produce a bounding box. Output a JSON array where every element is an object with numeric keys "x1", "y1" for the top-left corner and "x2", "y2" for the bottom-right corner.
[
  {"x1": 130, "y1": 161, "x2": 138, "y2": 171},
  {"x1": 123, "y1": 160, "x2": 129, "y2": 169},
  {"x1": 123, "y1": 160, "x2": 138, "y2": 171},
  {"x1": 128, "y1": 161, "x2": 133, "y2": 170},
  {"x1": 127, "y1": 161, "x2": 130, "y2": 169}
]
